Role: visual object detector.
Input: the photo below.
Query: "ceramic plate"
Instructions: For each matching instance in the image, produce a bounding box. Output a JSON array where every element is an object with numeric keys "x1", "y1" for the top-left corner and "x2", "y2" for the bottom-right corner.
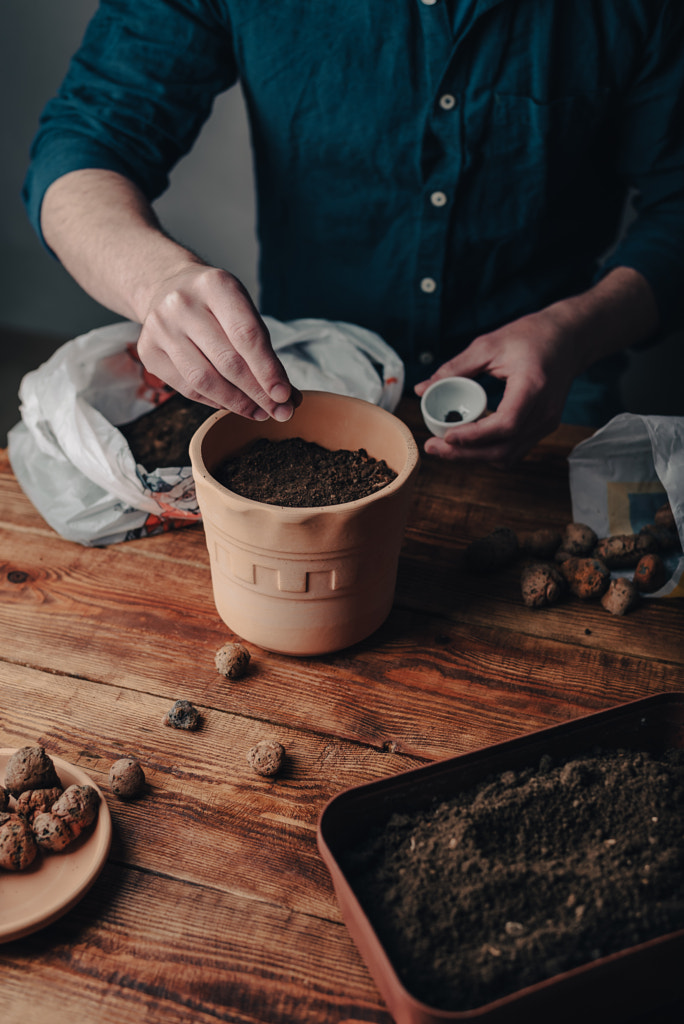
[{"x1": 0, "y1": 749, "x2": 112, "y2": 942}]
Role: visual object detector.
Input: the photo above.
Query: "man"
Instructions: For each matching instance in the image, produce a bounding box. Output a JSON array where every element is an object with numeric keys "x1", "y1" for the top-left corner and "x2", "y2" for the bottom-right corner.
[{"x1": 24, "y1": 1, "x2": 684, "y2": 463}]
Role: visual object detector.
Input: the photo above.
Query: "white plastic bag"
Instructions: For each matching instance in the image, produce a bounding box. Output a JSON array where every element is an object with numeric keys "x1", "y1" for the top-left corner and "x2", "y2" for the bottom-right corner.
[
  {"x1": 568, "y1": 413, "x2": 684, "y2": 597},
  {"x1": 7, "y1": 317, "x2": 405, "y2": 547}
]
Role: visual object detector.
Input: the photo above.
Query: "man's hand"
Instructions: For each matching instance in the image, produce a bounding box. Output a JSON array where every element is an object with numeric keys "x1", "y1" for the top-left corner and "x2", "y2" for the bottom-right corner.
[
  {"x1": 41, "y1": 169, "x2": 299, "y2": 421},
  {"x1": 415, "y1": 267, "x2": 659, "y2": 465},
  {"x1": 414, "y1": 307, "x2": 581, "y2": 466},
  {"x1": 137, "y1": 264, "x2": 300, "y2": 421}
]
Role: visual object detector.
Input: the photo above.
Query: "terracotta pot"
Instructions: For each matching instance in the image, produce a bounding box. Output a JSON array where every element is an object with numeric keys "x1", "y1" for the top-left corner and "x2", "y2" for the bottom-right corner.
[{"x1": 189, "y1": 391, "x2": 420, "y2": 656}]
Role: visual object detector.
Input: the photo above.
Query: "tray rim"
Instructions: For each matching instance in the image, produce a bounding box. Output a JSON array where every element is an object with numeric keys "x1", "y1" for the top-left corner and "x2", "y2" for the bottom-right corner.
[{"x1": 317, "y1": 692, "x2": 684, "y2": 1022}]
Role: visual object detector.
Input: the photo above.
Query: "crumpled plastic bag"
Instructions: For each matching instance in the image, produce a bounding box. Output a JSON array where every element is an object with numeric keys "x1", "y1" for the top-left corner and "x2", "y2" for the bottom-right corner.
[
  {"x1": 568, "y1": 413, "x2": 684, "y2": 597},
  {"x1": 7, "y1": 316, "x2": 405, "y2": 547}
]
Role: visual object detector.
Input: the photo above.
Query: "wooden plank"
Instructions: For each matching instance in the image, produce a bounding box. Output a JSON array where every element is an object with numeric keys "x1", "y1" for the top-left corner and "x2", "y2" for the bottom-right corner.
[
  {"x1": 0, "y1": 865, "x2": 390, "y2": 1024},
  {"x1": 2, "y1": 513, "x2": 681, "y2": 693},
  {"x1": 396, "y1": 537, "x2": 684, "y2": 666},
  {"x1": 0, "y1": 661, "x2": 423, "y2": 920},
  {"x1": 0, "y1": 541, "x2": 680, "y2": 768},
  {"x1": 0, "y1": 414, "x2": 587, "y2": 547}
]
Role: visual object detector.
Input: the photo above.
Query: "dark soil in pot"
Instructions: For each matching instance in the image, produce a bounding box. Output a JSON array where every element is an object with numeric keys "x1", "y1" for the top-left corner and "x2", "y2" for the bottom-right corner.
[
  {"x1": 120, "y1": 395, "x2": 398, "y2": 506},
  {"x1": 344, "y1": 746, "x2": 684, "y2": 1012},
  {"x1": 215, "y1": 437, "x2": 397, "y2": 507}
]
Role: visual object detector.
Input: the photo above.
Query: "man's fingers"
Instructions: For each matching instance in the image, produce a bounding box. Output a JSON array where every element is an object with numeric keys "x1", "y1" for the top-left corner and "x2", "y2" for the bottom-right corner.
[
  {"x1": 414, "y1": 345, "x2": 491, "y2": 397},
  {"x1": 139, "y1": 342, "x2": 272, "y2": 421},
  {"x1": 141, "y1": 266, "x2": 297, "y2": 419},
  {"x1": 423, "y1": 375, "x2": 556, "y2": 465},
  {"x1": 199, "y1": 271, "x2": 296, "y2": 411}
]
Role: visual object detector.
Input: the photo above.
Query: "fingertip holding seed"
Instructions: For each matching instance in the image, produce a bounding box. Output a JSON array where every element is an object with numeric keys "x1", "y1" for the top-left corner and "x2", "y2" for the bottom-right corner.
[
  {"x1": 270, "y1": 382, "x2": 291, "y2": 404},
  {"x1": 272, "y1": 403, "x2": 294, "y2": 423}
]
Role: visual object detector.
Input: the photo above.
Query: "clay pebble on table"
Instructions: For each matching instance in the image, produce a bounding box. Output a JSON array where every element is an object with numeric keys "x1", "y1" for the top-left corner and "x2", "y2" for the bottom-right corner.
[
  {"x1": 464, "y1": 505, "x2": 681, "y2": 615},
  {"x1": 247, "y1": 740, "x2": 285, "y2": 777},
  {"x1": 215, "y1": 642, "x2": 251, "y2": 680},
  {"x1": 109, "y1": 758, "x2": 146, "y2": 800},
  {"x1": 162, "y1": 699, "x2": 202, "y2": 730}
]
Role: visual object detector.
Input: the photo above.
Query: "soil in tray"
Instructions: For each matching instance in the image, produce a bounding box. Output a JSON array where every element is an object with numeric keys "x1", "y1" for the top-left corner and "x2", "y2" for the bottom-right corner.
[
  {"x1": 344, "y1": 746, "x2": 684, "y2": 1012},
  {"x1": 215, "y1": 437, "x2": 397, "y2": 507}
]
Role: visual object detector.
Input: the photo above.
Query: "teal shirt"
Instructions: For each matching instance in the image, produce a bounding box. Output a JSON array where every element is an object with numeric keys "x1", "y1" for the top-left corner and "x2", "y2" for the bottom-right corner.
[{"x1": 24, "y1": 0, "x2": 684, "y2": 400}]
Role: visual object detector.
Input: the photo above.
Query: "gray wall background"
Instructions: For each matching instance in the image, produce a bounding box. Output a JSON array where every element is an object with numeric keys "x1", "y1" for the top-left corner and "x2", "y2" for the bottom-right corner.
[{"x1": 2, "y1": 0, "x2": 682, "y2": 444}]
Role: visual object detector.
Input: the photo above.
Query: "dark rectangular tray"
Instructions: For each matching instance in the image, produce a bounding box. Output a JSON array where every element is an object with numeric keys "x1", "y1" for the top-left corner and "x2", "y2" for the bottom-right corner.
[{"x1": 317, "y1": 693, "x2": 684, "y2": 1024}]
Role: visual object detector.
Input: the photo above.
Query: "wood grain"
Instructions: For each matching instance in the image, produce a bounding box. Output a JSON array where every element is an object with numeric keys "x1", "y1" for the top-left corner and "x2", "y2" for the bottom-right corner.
[{"x1": 1, "y1": 404, "x2": 682, "y2": 1024}]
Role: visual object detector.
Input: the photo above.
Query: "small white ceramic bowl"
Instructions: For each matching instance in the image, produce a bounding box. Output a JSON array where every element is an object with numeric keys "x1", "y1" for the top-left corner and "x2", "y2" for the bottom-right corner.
[{"x1": 420, "y1": 377, "x2": 488, "y2": 437}]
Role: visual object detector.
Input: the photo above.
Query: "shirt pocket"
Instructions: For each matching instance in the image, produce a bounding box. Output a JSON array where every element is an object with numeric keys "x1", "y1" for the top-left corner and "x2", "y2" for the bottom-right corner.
[{"x1": 463, "y1": 90, "x2": 613, "y2": 241}]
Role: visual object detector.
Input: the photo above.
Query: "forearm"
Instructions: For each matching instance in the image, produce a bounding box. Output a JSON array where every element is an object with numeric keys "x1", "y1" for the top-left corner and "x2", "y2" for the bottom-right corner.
[
  {"x1": 542, "y1": 266, "x2": 660, "y2": 374},
  {"x1": 416, "y1": 266, "x2": 662, "y2": 464},
  {"x1": 40, "y1": 167, "x2": 297, "y2": 422},
  {"x1": 41, "y1": 168, "x2": 203, "y2": 323}
]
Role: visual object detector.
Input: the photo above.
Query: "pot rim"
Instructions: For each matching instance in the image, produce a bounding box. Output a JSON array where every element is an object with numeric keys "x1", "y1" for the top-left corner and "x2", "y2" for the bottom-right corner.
[{"x1": 189, "y1": 391, "x2": 420, "y2": 515}]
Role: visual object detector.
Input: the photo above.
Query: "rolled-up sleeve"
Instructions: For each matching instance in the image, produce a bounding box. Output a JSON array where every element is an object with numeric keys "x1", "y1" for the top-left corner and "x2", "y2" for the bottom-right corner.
[
  {"x1": 599, "y1": 1, "x2": 684, "y2": 332},
  {"x1": 23, "y1": 0, "x2": 236, "y2": 248}
]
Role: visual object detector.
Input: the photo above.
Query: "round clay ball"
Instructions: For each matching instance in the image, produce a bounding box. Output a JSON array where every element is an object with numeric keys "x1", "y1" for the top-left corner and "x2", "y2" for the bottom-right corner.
[
  {"x1": 215, "y1": 642, "x2": 251, "y2": 680},
  {"x1": 32, "y1": 811, "x2": 75, "y2": 852},
  {"x1": 247, "y1": 740, "x2": 285, "y2": 778},
  {"x1": 109, "y1": 758, "x2": 146, "y2": 800},
  {"x1": 0, "y1": 785, "x2": 8, "y2": 813},
  {"x1": 4, "y1": 745, "x2": 61, "y2": 797},
  {"x1": 560, "y1": 522, "x2": 598, "y2": 557}
]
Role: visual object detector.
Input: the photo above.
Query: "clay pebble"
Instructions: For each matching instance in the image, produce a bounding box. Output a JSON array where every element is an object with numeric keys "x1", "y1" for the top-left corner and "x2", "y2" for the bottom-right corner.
[
  {"x1": 634, "y1": 553, "x2": 668, "y2": 594},
  {"x1": 163, "y1": 699, "x2": 201, "y2": 731},
  {"x1": 594, "y1": 533, "x2": 656, "y2": 569},
  {"x1": 32, "y1": 811, "x2": 75, "y2": 852},
  {"x1": 518, "y1": 528, "x2": 562, "y2": 560},
  {"x1": 601, "y1": 577, "x2": 639, "y2": 616},
  {"x1": 0, "y1": 814, "x2": 38, "y2": 870},
  {"x1": 4, "y1": 745, "x2": 60, "y2": 797},
  {"x1": 520, "y1": 562, "x2": 566, "y2": 608},
  {"x1": 247, "y1": 740, "x2": 285, "y2": 778},
  {"x1": 109, "y1": 758, "x2": 146, "y2": 800},
  {"x1": 14, "y1": 786, "x2": 64, "y2": 823},
  {"x1": 559, "y1": 523, "x2": 598, "y2": 557},
  {"x1": 52, "y1": 784, "x2": 100, "y2": 836},
  {"x1": 559, "y1": 557, "x2": 611, "y2": 600},
  {"x1": 215, "y1": 642, "x2": 251, "y2": 680}
]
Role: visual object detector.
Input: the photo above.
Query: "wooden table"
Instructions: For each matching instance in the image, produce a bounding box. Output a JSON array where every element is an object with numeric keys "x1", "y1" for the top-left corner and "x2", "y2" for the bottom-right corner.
[{"x1": 1, "y1": 399, "x2": 682, "y2": 1024}]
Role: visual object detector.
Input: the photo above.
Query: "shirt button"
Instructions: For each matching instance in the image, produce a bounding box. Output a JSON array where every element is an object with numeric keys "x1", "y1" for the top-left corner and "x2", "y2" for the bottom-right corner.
[
  {"x1": 420, "y1": 0, "x2": 439, "y2": 5},
  {"x1": 418, "y1": 351, "x2": 435, "y2": 365},
  {"x1": 439, "y1": 93, "x2": 456, "y2": 110},
  {"x1": 420, "y1": 277, "x2": 437, "y2": 293},
  {"x1": 430, "y1": 190, "x2": 448, "y2": 207}
]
